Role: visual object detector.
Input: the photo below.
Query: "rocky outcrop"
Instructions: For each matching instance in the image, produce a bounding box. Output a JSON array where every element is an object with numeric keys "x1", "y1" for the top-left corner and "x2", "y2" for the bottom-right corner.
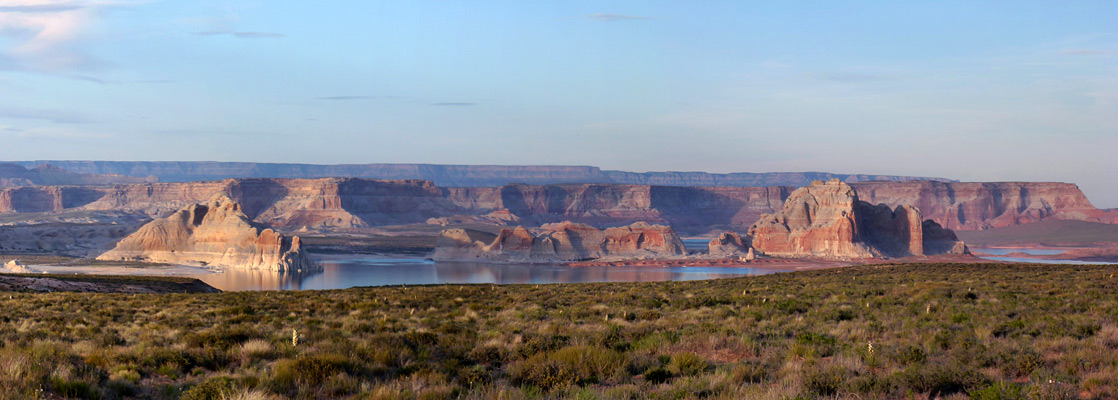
[
  {"x1": 96, "y1": 194, "x2": 316, "y2": 271},
  {"x1": 922, "y1": 220, "x2": 969, "y2": 255},
  {"x1": 851, "y1": 181, "x2": 1114, "y2": 230},
  {"x1": 430, "y1": 221, "x2": 685, "y2": 262},
  {"x1": 10, "y1": 160, "x2": 951, "y2": 187},
  {"x1": 0, "y1": 163, "x2": 154, "y2": 187},
  {"x1": 748, "y1": 179, "x2": 966, "y2": 259},
  {"x1": 708, "y1": 232, "x2": 752, "y2": 258},
  {"x1": 0, "y1": 178, "x2": 1111, "y2": 235},
  {"x1": 427, "y1": 209, "x2": 520, "y2": 226}
]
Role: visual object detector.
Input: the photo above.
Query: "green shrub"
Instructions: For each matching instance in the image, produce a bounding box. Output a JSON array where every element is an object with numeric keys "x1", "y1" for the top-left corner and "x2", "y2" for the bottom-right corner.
[
  {"x1": 668, "y1": 352, "x2": 708, "y2": 377},
  {"x1": 181, "y1": 376, "x2": 236, "y2": 400}
]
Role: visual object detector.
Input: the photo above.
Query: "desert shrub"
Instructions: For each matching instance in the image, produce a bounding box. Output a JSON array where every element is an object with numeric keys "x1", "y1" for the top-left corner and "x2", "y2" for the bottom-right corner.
[
  {"x1": 270, "y1": 353, "x2": 353, "y2": 393},
  {"x1": 184, "y1": 326, "x2": 259, "y2": 350},
  {"x1": 51, "y1": 377, "x2": 98, "y2": 399},
  {"x1": 644, "y1": 367, "x2": 673, "y2": 384},
  {"x1": 803, "y1": 364, "x2": 851, "y2": 396},
  {"x1": 669, "y1": 352, "x2": 708, "y2": 377},
  {"x1": 510, "y1": 356, "x2": 578, "y2": 390},
  {"x1": 890, "y1": 344, "x2": 927, "y2": 364},
  {"x1": 181, "y1": 376, "x2": 236, "y2": 400},
  {"x1": 729, "y1": 361, "x2": 767, "y2": 384},
  {"x1": 972, "y1": 382, "x2": 1026, "y2": 400}
]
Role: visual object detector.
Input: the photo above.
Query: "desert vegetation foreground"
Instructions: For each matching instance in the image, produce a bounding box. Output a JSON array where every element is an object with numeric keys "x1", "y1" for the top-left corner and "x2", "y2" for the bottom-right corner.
[{"x1": 3, "y1": 263, "x2": 1118, "y2": 400}]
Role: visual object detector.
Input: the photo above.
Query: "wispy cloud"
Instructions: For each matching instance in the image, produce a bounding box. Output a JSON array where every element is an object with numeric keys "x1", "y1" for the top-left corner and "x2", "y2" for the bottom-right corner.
[
  {"x1": 0, "y1": 105, "x2": 93, "y2": 124},
  {"x1": 1, "y1": 126, "x2": 25, "y2": 132},
  {"x1": 317, "y1": 95, "x2": 402, "y2": 101},
  {"x1": 195, "y1": 29, "x2": 285, "y2": 39},
  {"x1": 1062, "y1": 49, "x2": 1115, "y2": 56},
  {"x1": 585, "y1": 14, "x2": 650, "y2": 22},
  {"x1": 0, "y1": 0, "x2": 135, "y2": 72},
  {"x1": 431, "y1": 102, "x2": 475, "y2": 106}
]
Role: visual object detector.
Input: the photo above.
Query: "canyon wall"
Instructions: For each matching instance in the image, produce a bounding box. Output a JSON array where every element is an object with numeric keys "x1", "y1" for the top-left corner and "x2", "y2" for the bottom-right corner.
[
  {"x1": 9, "y1": 161, "x2": 951, "y2": 187},
  {"x1": 0, "y1": 163, "x2": 154, "y2": 187},
  {"x1": 850, "y1": 181, "x2": 1116, "y2": 230},
  {"x1": 430, "y1": 221, "x2": 686, "y2": 262},
  {"x1": 748, "y1": 180, "x2": 966, "y2": 259},
  {"x1": 0, "y1": 178, "x2": 1110, "y2": 233}
]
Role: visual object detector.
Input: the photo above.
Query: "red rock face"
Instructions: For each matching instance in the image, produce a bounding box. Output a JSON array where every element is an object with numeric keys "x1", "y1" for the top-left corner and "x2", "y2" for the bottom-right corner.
[
  {"x1": 0, "y1": 178, "x2": 1110, "y2": 234},
  {"x1": 708, "y1": 232, "x2": 751, "y2": 258},
  {"x1": 431, "y1": 221, "x2": 685, "y2": 262},
  {"x1": 96, "y1": 194, "x2": 316, "y2": 271},
  {"x1": 851, "y1": 181, "x2": 1108, "y2": 230},
  {"x1": 749, "y1": 180, "x2": 965, "y2": 259}
]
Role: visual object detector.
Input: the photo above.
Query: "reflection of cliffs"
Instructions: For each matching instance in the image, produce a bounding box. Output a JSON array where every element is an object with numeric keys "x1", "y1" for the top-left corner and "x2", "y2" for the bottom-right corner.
[
  {"x1": 748, "y1": 180, "x2": 967, "y2": 259},
  {"x1": 1, "y1": 177, "x2": 1113, "y2": 233},
  {"x1": 431, "y1": 222, "x2": 685, "y2": 262},
  {"x1": 97, "y1": 195, "x2": 316, "y2": 271}
]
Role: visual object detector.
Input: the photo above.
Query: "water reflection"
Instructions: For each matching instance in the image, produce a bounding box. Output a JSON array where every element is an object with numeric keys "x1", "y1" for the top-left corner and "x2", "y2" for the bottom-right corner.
[
  {"x1": 971, "y1": 247, "x2": 1067, "y2": 256},
  {"x1": 187, "y1": 257, "x2": 789, "y2": 292}
]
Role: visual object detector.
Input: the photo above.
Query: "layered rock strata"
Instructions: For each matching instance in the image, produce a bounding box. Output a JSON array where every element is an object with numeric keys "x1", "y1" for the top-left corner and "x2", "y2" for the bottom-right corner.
[
  {"x1": 96, "y1": 194, "x2": 316, "y2": 271},
  {"x1": 748, "y1": 179, "x2": 967, "y2": 259},
  {"x1": 708, "y1": 232, "x2": 753, "y2": 258},
  {"x1": 430, "y1": 221, "x2": 685, "y2": 262},
  {"x1": 0, "y1": 178, "x2": 1111, "y2": 234}
]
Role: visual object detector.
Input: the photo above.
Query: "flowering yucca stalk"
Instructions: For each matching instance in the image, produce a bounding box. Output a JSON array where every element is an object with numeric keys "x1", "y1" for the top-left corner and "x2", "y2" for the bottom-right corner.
[{"x1": 292, "y1": 329, "x2": 299, "y2": 347}]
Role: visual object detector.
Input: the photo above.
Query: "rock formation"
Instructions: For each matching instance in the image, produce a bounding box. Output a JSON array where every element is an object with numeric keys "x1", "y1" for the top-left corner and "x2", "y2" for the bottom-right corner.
[
  {"x1": 0, "y1": 163, "x2": 154, "y2": 188},
  {"x1": 851, "y1": 181, "x2": 1117, "y2": 230},
  {"x1": 1, "y1": 177, "x2": 1112, "y2": 235},
  {"x1": 11, "y1": 160, "x2": 950, "y2": 187},
  {"x1": 748, "y1": 179, "x2": 967, "y2": 259},
  {"x1": 96, "y1": 194, "x2": 316, "y2": 271},
  {"x1": 430, "y1": 221, "x2": 685, "y2": 262},
  {"x1": 708, "y1": 232, "x2": 752, "y2": 258}
]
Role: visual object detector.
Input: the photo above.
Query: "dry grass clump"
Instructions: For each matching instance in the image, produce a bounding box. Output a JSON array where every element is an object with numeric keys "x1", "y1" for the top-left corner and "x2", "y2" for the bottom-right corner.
[{"x1": 1, "y1": 263, "x2": 1118, "y2": 398}]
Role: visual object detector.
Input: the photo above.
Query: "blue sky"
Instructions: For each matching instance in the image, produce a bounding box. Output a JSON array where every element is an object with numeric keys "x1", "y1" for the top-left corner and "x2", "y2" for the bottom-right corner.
[{"x1": 1, "y1": 1, "x2": 1116, "y2": 206}]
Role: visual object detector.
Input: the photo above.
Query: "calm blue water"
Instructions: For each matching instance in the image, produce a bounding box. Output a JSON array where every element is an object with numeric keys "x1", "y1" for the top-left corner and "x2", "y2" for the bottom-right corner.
[
  {"x1": 970, "y1": 247, "x2": 1117, "y2": 265},
  {"x1": 188, "y1": 257, "x2": 791, "y2": 291},
  {"x1": 971, "y1": 247, "x2": 1067, "y2": 256},
  {"x1": 978, "y1": 256, "x2": 1118, "y2": 265}
]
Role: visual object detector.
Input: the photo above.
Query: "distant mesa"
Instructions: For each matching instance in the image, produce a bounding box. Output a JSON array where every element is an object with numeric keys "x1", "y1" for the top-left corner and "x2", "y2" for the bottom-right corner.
[
  {"x1": 0, "y1": 163, "x2": 156, "y2": 187},
  {"x1": 431, "y1": 221, "x2": 685, "y2": 262},
  {"x1": 748, "y1": 179, "x2": 968, "y2": 259},
  {"x1": 427, "y1": 209, "x2": 521, "y2": 226},
  {"x1": 96, "y1": 194, "x2": 317, "y2": 271},
  {"x1": 7, "y1": 161, "x2": 953, "y2": 188}
]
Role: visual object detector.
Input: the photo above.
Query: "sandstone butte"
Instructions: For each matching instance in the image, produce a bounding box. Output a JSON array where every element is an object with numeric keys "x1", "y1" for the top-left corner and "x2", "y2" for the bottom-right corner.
[
  {"x1": 96, "y1": 194, "x2": 316, "y2": 271},
  {"x1": 1, "y1": 178, "x2": 1115, "y2": 235},
  {"x1": 748, "y1": 179, "x2": 968, "y2": 259},
  {"x1": 707, "y1": 231, "x2": 754, "y2": 259},
  {"x1": 430, "y1": 221, "x2": 686, "y2": 262}
]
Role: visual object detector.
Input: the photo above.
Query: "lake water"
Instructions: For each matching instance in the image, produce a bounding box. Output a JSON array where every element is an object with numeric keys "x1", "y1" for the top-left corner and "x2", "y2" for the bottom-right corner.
[
  {"x1": 970, "y1": 247, "x2": 1118, "y2": 265},
  {"x1": 971, "y1": 247, "x2": 1067, "y2": 256},
  {"x1": 187, "y1": 257, "x2": 792, "y2": 291}
]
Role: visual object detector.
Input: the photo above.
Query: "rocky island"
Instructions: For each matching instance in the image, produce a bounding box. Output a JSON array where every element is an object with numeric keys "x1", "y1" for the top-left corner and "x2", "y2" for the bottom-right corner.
[{"x1": 96, "y1": 194, "x2": 317, "y2": 271}]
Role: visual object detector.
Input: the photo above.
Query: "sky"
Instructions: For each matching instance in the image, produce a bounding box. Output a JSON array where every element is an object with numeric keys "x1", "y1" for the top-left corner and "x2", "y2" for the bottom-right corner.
[{"x1": 0, "y1": 1, "x2": 1116, "y2": 206}]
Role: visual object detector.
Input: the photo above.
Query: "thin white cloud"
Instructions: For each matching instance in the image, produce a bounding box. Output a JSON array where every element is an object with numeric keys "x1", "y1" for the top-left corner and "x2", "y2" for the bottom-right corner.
[
  {"x1": 585, "y1": 13, "x2": 649, "y2": 22},
  {"x1": 194, "y1": 29, "x2": 285, "y2": 39},
  {"x1": 0, "y1": 0, "x2": 137, "y2": 72},
  {"x1": 0, "y1": 104, "x2": 93, "y2": 123},
  {"x1": 1062, "y1": 49, "x2": 1115, "y2": 56}
]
